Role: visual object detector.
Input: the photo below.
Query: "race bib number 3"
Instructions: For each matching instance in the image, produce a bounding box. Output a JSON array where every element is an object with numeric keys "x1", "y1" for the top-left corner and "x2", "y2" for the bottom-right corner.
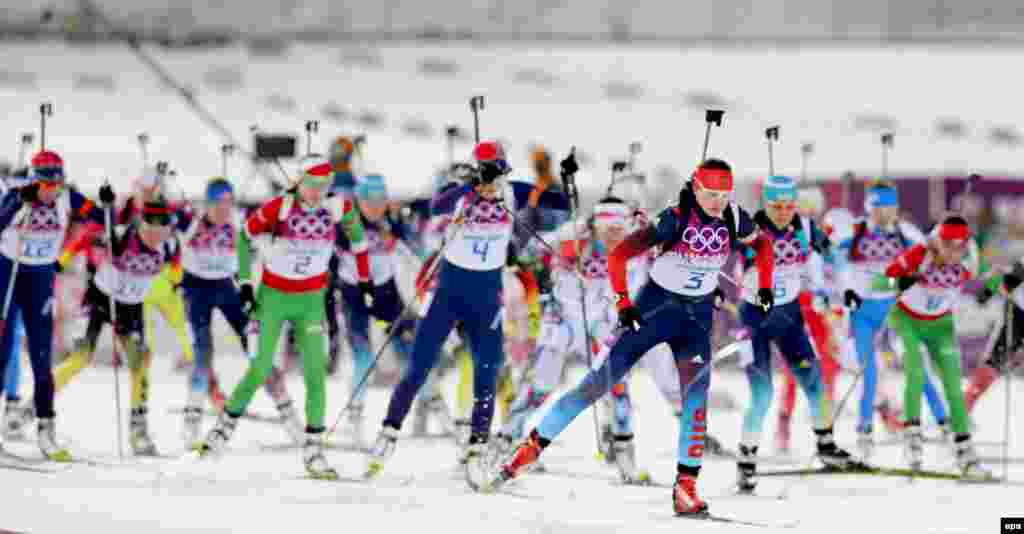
[{"x1": 684, "y1": 272, "x2": 705, "y2": 291}]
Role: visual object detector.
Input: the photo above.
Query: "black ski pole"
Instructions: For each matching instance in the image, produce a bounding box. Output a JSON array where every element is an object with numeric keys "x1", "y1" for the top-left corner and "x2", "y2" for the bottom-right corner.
[
  {"x1": 800, "y1": 142, "x2": 814, "y2": 183},
  {"x1": 701, "y1": 109, "x2": 724, "y2": 163},
  {"x1": 880, "y1": 133, "x2": 894, "y2": 180},
  {"x1": 17, "y1": 133, "x2": 34, "y2": 168},
  {"x1": 765, "y1": 126, "x2": 780, "y2": 176},
  {"x1": 137, "y1": 132, "x2": 150, "y2": 169},
  {"x1": 221, "y1": 144, "x2": 236, "y2": 178},
  {"x1": 39, "y1": 102, "x2": 53, "y2": 151},
  {"x1": 470, "y1": 96, "x2": 485, "y2": 144},
  {"x1": 305, "y1": 120, "x2": 319, "y2": 156}
]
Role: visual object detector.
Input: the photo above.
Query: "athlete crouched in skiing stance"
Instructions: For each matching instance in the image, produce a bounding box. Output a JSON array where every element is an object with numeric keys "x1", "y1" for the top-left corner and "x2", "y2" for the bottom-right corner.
[
  {"x1": 885, "y1": 217, "x2": 991, "y2": 479},
  {"x1": 365, "y1": 141, "x2": 569, "y2": 480},
  {"x1": 734, "y1": 176, "x2": 854, "y2": 494},
  {"x1": 0, "y1": 151, "x2": 109, "y2": 460},
  {"x1": 197, "y1": 156, "x2": 372, "y2": 479},
  {"x1": 53, "y1": 194, "x2": 179, "y2": 456},
  {"x1": 496, "y1": 197, "x2": 650, "y2": 483},
  {"x1": 492, "y1": 159, "x2": 772, "y2": 516}
]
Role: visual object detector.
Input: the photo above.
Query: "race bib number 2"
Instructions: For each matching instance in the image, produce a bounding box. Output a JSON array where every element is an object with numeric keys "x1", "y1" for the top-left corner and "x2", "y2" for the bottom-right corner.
[{"x1": 293, "y1": 255, "x2": 313, "y2": 275}]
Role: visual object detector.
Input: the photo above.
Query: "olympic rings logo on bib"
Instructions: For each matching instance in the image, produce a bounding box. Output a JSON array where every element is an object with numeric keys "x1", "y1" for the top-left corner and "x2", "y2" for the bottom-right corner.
[
  {"x1": 856, "y1": 233, "x2": 903, "y2": 262},
  {"x1": 286, "y1": 212, "x2": 331, "y2": 241},
  {"x1": 681, "y1": 226, "x2": 729, "y2": 253},
  {"x1": 773, "y1": 237, "x2": 805, "y2": 266},
  {"x1": 24, "y1": 207, "x2": 62, "y2": 231},
  {"x1": 923, "y1": 265, "x2": 964, "y2": 288}
]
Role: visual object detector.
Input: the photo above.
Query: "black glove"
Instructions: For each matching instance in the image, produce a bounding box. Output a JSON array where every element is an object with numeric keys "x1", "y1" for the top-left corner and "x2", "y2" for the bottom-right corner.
[
  {"x1": 1005, "y1": 272, "x2": 1023, "y2": 293},
  {"x1": 478, "y1": 162, "x2": 504, "y2": 184},
  {"x1": 757, "y1": 287, "x2": 774, "y2": 313},
  {"x1": 326, "y1": 325, "x2": 341, "y2": 375},
  {"x1": 19, "y1": 183, "x2": 39, "y2": 204},
  {"x1": 560, "y1": 151, "x2": 579, "y2": 178},
  {"x1": 99, "y1": 183, "x2": 116, "y2": 205},
  {"x1": 239, "y1": 284, "x2": 256, "y2": 315},
  {"x1": 844, "y1": 289, "x2": 863, "y2": 311},
  {"x1": 976, "y1": 286, "x2": 995, "y2": 306},
  {"x1": 618, "y1": 305, "x2": 645, "y2": 332},
  {"x1": 985, "y1": 347, "x2": 1009, "y2": 371},
  {"x1": 712, "y1": 287, "x2": 726, "y2": 310},
  {"x1": 897, "y1": 275, "x2": 919, "y2": 292},
  {"x1": 359, "y1": 280, "x2": 375, "y2": 308}
]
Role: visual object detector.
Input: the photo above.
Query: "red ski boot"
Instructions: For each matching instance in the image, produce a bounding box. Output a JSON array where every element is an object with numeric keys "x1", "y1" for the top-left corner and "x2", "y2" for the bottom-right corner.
[
  {"x1": 490, "y1": 429, "x2": 547, "y2": 491},
  {"x1": 672, "y1": 472, "x2": 708, "y2": 516}
]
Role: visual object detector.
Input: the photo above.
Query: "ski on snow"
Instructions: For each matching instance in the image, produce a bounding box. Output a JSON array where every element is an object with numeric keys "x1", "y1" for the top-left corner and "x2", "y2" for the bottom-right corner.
[
  {"x1": 758, "y1": 463, "x2": 965, "y2": 481},
  {"x1": 674, "y1": 511, "x2": 799, "y2": 529},
  {"x1": 0, "y1": 451, "x2": 71, "y2": 473}
]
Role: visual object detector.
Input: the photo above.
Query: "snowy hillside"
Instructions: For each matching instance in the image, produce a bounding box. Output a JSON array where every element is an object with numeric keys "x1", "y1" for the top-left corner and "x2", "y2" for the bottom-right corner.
[{"x1": 2, "y1": 40, "x2": 1024, "y2": 203}]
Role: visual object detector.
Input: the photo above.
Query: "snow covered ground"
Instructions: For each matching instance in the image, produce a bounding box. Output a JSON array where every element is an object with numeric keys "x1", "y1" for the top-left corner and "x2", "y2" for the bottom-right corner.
[{"x1": 0, "y1": 316, "x2": 1019, "y2": 534}]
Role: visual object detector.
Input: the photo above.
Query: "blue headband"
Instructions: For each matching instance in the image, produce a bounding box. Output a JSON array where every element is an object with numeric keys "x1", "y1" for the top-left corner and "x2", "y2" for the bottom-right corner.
[
  {"x1": 866, "y1": 187, "x2": 898, "y2": 210},
  {"x1": 206, "y1": 179, "x2": 234, "y2": 202},
  {"x1": 356, "y1": 174, "x2": 388, "y2": 201},
  {"x1": 762, "y1": 175, "x2": 798, "y2": 203}
]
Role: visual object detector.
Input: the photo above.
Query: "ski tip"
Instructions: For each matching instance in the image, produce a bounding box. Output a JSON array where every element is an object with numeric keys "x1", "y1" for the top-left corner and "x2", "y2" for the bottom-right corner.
[
  {"x1": 48, "y1": 450, "x2": 73, "y2": 463},
  {"x1": 363, "y1": 463, "x2": 383, "y2": 480}
]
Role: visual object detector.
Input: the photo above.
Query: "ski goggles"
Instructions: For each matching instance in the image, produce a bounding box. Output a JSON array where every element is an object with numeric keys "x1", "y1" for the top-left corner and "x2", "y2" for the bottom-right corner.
[
  {"x1": 37, "y1": 178, "x2": 65, "y2": 194},
  {"x1": 32, "y1": 165, "x2": 66, "y2": 189},
  {"x1": 140, "y1": 205, "x2": 176, "y2": 228},
  {"x1": 694, "y1": 180, "x2": 731, "y2": 202},
  {"x1": 865, "y1": 187, "x2": 898, "y2": 210},
  {"x1": 765, "y1": 199, "x2": 798, "y2": 213},
  {"x1": 592, "y1": 203, "x2": 631, "y2": 229}
]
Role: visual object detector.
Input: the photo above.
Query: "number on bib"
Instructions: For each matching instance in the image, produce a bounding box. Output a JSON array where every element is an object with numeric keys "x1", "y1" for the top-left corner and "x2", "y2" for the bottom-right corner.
[
  {"x1": 926, "y1": 295, "x2": 943, "y2": 311},
  {"x1": 22, "y1": 239, "x2": 53, "y2": 259},
  {"x1": 294, "y1": 255, "x2": 313, "y2": 275},
  {"x1": 775, "y1": 285, "x2": 786, "y2": 299},
  {"x1": 471, "y1": 240, "x2": 490, "y2": 263},
  {"x1": 683, "y1": 272, "x2": 704, "y2": 291},
  {"x1": 115, "y1": 278, "x2": 144, "y2": 299}
]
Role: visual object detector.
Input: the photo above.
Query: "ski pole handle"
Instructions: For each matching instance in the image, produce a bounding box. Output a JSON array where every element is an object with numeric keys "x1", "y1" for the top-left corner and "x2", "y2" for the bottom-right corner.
[
  {"x1": 765, "y1": 126, "x2": 779, "y2": 176},
  {"x1": 39, "y1": 102, "x2": 53, "y2": 151},
  {"x1": 470, "y1": 96, "x2": 485, "y2": 144},
  {"x1": 701, "y1": 109, "x2": 724, "y2": 163},
  {"x1": 304, "y1": 120, "x2": 319, "y2": 156},
  {"x1": 880, "y1": 133, "x2": 894, "y2": 179}
]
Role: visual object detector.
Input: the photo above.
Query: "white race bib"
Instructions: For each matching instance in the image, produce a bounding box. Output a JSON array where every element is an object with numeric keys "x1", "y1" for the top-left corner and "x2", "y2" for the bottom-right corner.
[
  {"x1": 94, "y1": 263, "x2": 156, "y2": 304},
  {"x1": 267, "y1": 239, "x2": 333, "y2": 280}
]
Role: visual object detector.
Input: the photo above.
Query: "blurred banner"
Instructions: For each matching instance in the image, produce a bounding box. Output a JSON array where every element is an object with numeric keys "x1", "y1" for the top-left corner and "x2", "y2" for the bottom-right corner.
[{"x1": 4, "y1": 1, "x2": 1024, "y2": 44}]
